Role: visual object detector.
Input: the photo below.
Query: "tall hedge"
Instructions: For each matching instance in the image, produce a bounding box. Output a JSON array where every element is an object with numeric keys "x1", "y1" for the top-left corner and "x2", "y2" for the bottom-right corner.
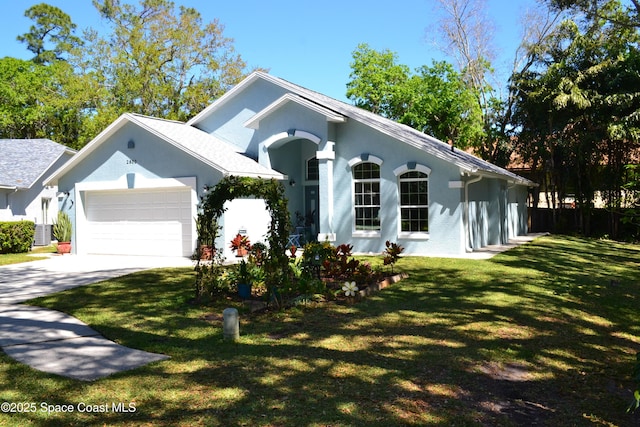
[{"x1": 0, "y1": 221, "x2": 35, "y2": 254}]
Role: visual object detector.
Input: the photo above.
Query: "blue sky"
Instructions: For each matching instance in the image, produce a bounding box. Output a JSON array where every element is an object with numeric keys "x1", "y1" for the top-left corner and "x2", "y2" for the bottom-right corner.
[{"x1": 1, "y1": 0, "x2": 538, "y2": 102}]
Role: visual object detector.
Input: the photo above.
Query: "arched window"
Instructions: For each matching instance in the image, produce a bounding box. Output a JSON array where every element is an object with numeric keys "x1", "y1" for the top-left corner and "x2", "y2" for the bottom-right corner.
[
  {"x1": 399, "y1": 170, "x2": 429, "y2": 232},
  {"x1": 353, "y1": 162, "x2": 381, "y2": 231},
  {"x1": 306, "y1": 157, "x2": 319, "y2": 181}
]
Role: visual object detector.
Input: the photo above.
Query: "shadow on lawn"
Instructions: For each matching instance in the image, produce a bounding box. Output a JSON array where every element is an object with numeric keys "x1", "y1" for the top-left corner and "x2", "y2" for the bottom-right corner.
[
  {"x1": 9, "y1": 237, "x2": 640, "y2": 426},
  {"x1": 142, "y1": 255, "x2": 636, "y2": 424}
]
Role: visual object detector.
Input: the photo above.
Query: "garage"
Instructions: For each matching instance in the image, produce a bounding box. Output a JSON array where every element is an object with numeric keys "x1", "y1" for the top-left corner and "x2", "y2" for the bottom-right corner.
[{"x1": 82, "y1": 188, "x2": 194, "y2": 257}]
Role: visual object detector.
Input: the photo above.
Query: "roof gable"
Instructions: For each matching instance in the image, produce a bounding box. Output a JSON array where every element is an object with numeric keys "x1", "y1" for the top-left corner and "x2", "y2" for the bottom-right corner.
[
  {"x1": 130, "y1": 114, "x2": 283, "y2": 178},
  {"x1": 0, "y1": 139, "x2": 75, "y2": 189},
  {"x1": 45, "y1": 113, "x2": 283, "y2": 185},
  {"x1": 244, "y1": 93, "x2": 347, "y2": 129}
]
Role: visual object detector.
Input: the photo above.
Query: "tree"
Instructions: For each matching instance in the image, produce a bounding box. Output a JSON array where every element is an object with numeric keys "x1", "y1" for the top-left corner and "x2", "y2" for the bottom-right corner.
[
  {"x1": 547, "y1": 0, "x2": 640, "y2": 28},
  {"x1": 345, "y1": 43, "x2": 410, "y2": 117},
  {"x1": 346, "y1": 44, "x2": 483, "y2": 149},
  {"x1": 401, "y1": 62, "x2": 484, "y2": 147},
  {"x1": 511, "y1": 1, "x2": 640, "y2": 236},
  {"x1": 433, "y1": 0, "x2": 564, "y2": 168},
  {"x1": 433, "y1": 0, "x2": 508, "y2": 162},
  {"x1": 17, "y1": 3, "x2": 82, "y2": 64},
  {"x1": 433, "y1": 0, "x2": 495, "y2": 103},
  {"x1": 0, "y1": 57, "x2": 84, "y2": 148},
  {"x1": 75, "y1": 0, "x2": 249, "y2": 127}
]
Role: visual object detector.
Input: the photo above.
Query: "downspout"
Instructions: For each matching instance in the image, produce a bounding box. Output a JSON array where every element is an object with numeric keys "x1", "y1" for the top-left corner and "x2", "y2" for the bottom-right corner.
[{"x1": 464, "y1": 175, "x2": 483, "y2": 253}]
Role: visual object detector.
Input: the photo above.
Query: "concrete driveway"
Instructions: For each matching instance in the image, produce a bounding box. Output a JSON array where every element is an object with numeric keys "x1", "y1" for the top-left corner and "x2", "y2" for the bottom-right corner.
[
  {"x1": 0, "y1": 254, "x2": 194, "y2": 380},
  {"x1": 0, "y1": 254, "x2": 194, "y2": 304}
]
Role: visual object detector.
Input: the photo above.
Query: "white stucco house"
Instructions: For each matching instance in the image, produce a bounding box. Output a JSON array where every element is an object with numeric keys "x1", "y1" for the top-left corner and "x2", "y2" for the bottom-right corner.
[
  {"x1": 1, "y1": 139, "x2": 75, "y2": 244},
  {"x1": 45, "y1": 72, "x2": 535, "y2": 258}
]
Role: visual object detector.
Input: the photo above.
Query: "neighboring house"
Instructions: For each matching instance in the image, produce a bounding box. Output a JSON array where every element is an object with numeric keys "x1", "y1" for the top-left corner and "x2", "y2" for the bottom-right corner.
[
  {"x1": 45, "y1": 72, "x2": 535, "y2": 258},
  {"x1": 0, "y1": 139, "x2": 75, "y2": 243}
]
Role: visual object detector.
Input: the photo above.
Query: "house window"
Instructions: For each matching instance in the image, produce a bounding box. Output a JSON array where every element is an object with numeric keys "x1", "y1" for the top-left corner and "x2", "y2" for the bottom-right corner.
[
  {"x1": 306, "y1": 157, "x2": 319, "y2": 181},
  {"x1": 399, "y1": 171, "x2": 429, "y2": 232},
  {"x1": 353, "y1": 162, "x2": 381, "y2": 231}
]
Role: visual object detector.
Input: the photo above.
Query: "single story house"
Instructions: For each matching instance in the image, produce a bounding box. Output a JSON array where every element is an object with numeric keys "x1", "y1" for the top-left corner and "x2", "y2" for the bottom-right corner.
[
  {"x1": 1, "y1": 139, "x2": 75, "y2": 244},
  {"x1": 45, "y1": 72, "x2": 535, "y2": 258}
]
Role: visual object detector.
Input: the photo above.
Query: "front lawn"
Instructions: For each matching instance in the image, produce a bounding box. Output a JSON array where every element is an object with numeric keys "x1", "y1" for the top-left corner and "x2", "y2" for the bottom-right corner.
[
  {"x1": 0, "y1": 246, "x2": 55, "y2": 266},
  {"x1": 1, "y1": 235, "x2": 639, "y2": 426}
]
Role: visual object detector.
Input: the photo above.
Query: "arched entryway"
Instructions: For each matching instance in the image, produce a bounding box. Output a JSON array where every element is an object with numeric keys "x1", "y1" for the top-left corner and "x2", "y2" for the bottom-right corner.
[{"x1": 259, "y1": 129, "x2": 333, "y2": 244}]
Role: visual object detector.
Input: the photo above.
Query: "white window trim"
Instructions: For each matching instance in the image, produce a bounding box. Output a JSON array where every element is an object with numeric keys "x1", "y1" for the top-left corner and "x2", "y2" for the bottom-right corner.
[
  {"x1": 350, "y1": 155, "x2": 383, "y2": 236},
  {"x1": 352, "y1": 230, "x2": 382, "y2": 239},
  {"x1": 393, "y1": 163, "x2": 431, "y2": 177},
  {"x1": 395, "y1": 163, "x2": 430, "y2": 239},
  {"x1": 348, "y1": 154, "x2": 383, "y2": 168}
]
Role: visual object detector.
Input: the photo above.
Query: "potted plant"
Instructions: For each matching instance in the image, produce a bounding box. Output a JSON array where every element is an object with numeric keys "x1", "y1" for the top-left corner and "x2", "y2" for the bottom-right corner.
[
  {"x1": 229, "y1": 233, "x2": 251, "y2": 257},
  {"x1": 195, "y1": 216, "x2": 218, "y2": 260},
  {"x1": 229, "y1": 259, "x2": 262, "y2": 299},
  {"x1": 53, "y1": 211, "x2": 72, "y2": 254}
]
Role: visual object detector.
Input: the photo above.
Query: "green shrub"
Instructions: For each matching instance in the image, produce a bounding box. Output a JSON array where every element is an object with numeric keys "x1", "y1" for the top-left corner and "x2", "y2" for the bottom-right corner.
[{"x1": 0, "y1": 221, "x2": 35, "y2": 254}]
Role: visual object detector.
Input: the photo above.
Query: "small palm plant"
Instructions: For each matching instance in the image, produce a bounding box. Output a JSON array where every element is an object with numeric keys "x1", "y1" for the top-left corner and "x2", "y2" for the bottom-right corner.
[
  {"x1": 53, "y1": 211, "x2": 72, "y2": 242},
  {"x1": 53, "y1": 211, "x2": 72, "y2": 254}
]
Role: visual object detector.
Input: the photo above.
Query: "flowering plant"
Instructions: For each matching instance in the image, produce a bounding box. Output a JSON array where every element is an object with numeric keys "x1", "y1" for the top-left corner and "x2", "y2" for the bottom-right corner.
[{"x1": 342, "y1": 281, "x2": 359, "y2": 297}]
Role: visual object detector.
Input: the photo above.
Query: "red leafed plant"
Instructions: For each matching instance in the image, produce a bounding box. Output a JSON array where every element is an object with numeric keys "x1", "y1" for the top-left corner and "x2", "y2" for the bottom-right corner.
[
  {"x1": 383, "y1": 241, "x2": 404, "y2": 273},
  {"x1": 230, "y1": 233, "x2": 251, "y2": 256}
]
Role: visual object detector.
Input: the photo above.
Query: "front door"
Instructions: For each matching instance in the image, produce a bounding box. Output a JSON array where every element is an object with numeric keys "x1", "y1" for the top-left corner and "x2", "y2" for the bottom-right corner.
[{"x1": 304, "y1": 185, "x2": 320, "y2": 241}]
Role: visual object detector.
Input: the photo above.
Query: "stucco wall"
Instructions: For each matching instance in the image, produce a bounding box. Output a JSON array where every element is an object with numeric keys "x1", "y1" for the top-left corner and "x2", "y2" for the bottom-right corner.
[
  {"x1": 0, "y1": 153, "x2": 72, "y2": 223},
  {"x1": 467, "y1": 178, "x2": 530, "y2": 249},
  {"x1": 57, "y1": 122, "x2": 225, "y2": 255},
  {"x1": 194, "y1": 79, "x2": 291, "y2": 157},
  {"x1": 332, "y1": 120, "x2": 464, "y2": 255},
  {"x1": 508, "y1": 185, "x2": 529, "y2": 237}
]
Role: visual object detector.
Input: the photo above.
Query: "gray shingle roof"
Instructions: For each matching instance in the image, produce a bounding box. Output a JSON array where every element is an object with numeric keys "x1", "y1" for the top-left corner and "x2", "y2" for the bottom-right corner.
[
  {"x1": 198, "y1": 72, "x2": 534, "y2": 186},
  {"x1": 0, "y1": 139, "x2": 74, "y2": 189},
  {"x1": 128, "y1": 114, "x2": 284, "y2": 178}
]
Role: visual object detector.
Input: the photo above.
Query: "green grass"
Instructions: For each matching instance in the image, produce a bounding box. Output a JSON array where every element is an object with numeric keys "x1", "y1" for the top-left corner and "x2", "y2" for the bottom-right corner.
[
  {"x1": 0, "y1": 246, "x2": 55, "y2": 266},
  {"x1": 1, "y1": 235, "x2": 639, "y2": 426}
]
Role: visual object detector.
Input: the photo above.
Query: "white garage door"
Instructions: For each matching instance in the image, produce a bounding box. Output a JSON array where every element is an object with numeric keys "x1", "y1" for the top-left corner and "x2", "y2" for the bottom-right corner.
[{"x1": 84, "y1": 188, "x2": 193, "y2": 257}]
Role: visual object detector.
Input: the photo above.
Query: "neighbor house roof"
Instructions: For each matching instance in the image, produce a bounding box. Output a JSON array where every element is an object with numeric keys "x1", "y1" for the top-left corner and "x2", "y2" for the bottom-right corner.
[
  {"x1": 189, "y1": 72, "x2": 536, "y2": 187},
  {"x1": 45, "y1": 113, "x2": 284, "y2": 185},
  {"x1": 0, "y1": 139, "x2": 75, "y2": 190}
]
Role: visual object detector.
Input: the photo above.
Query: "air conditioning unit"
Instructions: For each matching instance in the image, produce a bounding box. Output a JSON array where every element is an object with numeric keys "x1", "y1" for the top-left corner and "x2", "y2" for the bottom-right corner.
[{"x1": 34, "y1": 224, "x2": 52, "y2": 246}]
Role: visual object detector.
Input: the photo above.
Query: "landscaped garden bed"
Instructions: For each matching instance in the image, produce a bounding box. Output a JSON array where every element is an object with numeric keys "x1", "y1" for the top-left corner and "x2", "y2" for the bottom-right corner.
[{"x1": 197, "y1": 237, "x2": 407, "y2": 312}]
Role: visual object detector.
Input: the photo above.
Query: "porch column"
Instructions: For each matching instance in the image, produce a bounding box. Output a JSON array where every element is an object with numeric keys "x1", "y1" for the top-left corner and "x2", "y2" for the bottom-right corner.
[{"x1": 316, "y1": 142, "x2": 336, "y2": 242}]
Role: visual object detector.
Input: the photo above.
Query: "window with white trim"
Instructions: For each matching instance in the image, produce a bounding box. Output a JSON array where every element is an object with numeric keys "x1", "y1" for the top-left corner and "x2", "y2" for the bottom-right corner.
[
  {"x1": 353, "y1": 162, "x2": 380, "y2": 231},
  {"x1": 399, "y1": 170, "x2": 429, "y2": 232}
]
